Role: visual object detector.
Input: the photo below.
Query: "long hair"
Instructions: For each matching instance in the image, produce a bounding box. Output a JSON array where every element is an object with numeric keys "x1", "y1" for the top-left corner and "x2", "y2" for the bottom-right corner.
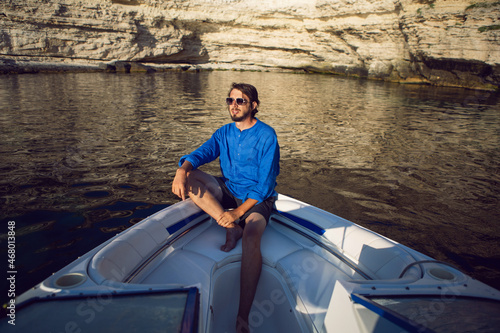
[{"x1": 229, "y1": 82, "x2": 260, "y2": 116}]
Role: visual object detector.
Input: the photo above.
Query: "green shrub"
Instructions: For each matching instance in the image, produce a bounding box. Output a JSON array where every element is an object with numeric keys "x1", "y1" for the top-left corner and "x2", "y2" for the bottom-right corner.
[
  {"x1": 466, "y1": 1, "x2": 500, "y2": 11},
  {"x1": 478, "y1": 25, "x2": 500, "y2": 32}
]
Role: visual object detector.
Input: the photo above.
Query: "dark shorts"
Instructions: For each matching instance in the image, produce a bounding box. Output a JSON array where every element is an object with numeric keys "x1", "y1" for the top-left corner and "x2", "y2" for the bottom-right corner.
[{"x1": 215, "y1": 177, "x2": 276, "y2": 228}]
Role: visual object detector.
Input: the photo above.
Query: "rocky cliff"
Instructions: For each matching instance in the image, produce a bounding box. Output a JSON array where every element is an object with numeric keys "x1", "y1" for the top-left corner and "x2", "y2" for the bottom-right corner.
[{"x1": 1, "y1": 0, "x2": 499, "y2": 90}]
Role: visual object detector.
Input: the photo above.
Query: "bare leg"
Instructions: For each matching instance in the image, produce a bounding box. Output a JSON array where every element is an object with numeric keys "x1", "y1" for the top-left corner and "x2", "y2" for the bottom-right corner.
[
  {"x1": 186, "y1": 170, "x2": 224, "y2": 219},
  {"x1": 186, "y1": 170, "x2": 267, "y2": 332},
  {"x1": 237, "y1": 213, "x2": 267, "y2": 333},
  {"x1": 186, "y1": 170, "x2": 242, "y2": 251}
]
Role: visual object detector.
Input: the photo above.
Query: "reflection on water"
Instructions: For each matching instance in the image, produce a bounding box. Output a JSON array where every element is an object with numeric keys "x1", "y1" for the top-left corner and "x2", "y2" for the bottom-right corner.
[{"x1": 0, "y1": 71, "x2": 499, "y2": 303}]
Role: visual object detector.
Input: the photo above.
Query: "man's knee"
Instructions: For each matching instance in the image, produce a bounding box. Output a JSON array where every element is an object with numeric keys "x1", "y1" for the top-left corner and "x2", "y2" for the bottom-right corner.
[
  {"x1": 186, "y1": 170, "x2": 221, "y2": 200},
  {"x1": 242, "y1": 214, "x2": 266, "y2": 242},
  {"x1": 185, "y1": 171, "x2": 203, "y2": 197},
  {"x1": 186, "y1": 169, "x2": 203, "y2": 185}
]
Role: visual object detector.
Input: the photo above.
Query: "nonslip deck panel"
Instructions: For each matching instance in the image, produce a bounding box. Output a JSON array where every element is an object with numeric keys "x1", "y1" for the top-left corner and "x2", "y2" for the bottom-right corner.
[{"x1": 276, "y1": 199, "x2": 419, "y2": 280}]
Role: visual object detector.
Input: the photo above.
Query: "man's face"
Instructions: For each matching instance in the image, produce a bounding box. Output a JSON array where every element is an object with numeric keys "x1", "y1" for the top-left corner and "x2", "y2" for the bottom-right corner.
[{"x1": 227, "y1": 89, "x2": 255, "y2": 122}]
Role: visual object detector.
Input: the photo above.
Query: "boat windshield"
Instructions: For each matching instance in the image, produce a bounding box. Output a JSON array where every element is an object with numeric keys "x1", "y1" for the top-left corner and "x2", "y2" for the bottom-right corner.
[
  {"x1": 3, "y1": 287, "x2": 199, "y2": 333},
  {"x1": 353, "y1": 293, "x2": 500, "y2": 333}
]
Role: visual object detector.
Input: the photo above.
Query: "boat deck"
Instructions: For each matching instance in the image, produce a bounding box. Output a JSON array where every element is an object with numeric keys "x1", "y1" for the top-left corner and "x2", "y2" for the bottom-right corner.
[
  {"x1": 128, "y1": 218, "x2": 362, "y2": 332},
  {"x1": 10, "y1": 195, "x2": 500, "y2": 333},
  {"x1": 86, "y1": 196, "x2": 429, "y2": 332}
]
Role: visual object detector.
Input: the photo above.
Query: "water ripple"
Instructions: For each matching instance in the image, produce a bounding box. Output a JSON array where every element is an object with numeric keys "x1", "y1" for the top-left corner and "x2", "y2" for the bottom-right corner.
[{"x1": 0, "y1": 71, "x2": 499, "y2": 299}]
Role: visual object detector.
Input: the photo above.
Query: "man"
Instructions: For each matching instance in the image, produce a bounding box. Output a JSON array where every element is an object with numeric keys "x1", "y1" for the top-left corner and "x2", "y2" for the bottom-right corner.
[{"x1": 172, "y1": 82, "x2": 280, "y2": 332}]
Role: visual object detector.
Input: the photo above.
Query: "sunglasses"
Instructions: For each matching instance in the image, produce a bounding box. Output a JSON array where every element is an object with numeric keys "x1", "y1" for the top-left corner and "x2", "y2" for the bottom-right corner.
[{"x1": 226, "y1": 97, "x2": 248, "y2": 105}]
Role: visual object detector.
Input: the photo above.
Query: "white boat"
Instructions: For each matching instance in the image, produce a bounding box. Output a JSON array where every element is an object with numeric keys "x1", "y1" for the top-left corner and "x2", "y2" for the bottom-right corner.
[{"x1": 4, "y1": 194, "x2": 500, "y2": 332}]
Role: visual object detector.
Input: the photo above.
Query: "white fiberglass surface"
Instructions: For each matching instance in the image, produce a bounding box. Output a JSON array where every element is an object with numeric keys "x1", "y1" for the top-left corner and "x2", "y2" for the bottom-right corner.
[{"x1": 209, "y1": 263, "x2": 307, "y2": 333}]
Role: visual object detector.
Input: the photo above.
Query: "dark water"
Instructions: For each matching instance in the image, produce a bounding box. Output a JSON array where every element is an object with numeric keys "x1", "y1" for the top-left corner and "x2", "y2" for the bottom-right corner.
[{"x1": 0, "y1": 71, "x2": 499, "y2": 308}]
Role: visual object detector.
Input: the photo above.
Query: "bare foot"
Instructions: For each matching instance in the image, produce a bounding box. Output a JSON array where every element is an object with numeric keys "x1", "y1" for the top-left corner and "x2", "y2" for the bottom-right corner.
[{"x1": 220, "y1": 224, "x2": 243, "y2": 252}]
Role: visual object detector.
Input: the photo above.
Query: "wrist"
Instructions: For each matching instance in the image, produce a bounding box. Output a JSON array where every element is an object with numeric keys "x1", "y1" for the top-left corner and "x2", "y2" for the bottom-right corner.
[
  {"x1": 234, "y1": 207, "x2": 245, "y2": 219},
  {"x1": 176, "y1": 168, "x2": 188, "y2": 175},
  {"x1": 178, "y1": 161, "x2": 193, "y2": 174}
]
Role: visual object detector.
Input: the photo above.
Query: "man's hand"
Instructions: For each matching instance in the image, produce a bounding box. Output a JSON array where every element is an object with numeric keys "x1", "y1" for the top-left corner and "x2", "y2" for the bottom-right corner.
[
  {"x1": 216, "y1": 198, "x2": 259, "y2": 228},
  {"x1": 216, "y1": 210, "x2": 241, "y2": 228},
  {"x1": 172, "y1": 161, "x2": 193, "y2": 200}
]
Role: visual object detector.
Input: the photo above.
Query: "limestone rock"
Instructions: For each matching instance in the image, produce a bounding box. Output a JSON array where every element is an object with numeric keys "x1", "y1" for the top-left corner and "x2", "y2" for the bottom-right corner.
[{"x1": 0, "y1": 0, "x2": 499, "y2": 89}]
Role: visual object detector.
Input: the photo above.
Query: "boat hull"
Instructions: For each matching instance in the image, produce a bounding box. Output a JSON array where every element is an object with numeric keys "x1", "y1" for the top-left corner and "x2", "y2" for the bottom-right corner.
[{"x1": 4, "y1": 194, "x2": 500, "y2": 332}]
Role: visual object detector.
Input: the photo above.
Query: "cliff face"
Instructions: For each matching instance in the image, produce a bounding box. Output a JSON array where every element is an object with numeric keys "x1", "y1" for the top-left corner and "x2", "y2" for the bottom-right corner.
[{"x1": 1, "y1": 0, "x2": 499, "y2": 89}]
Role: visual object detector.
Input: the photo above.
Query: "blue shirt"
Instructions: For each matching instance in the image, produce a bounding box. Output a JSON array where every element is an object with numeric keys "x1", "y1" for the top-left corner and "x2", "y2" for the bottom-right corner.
[{"x1": 179, "y1": 119, "x2": 280, "y2": 203}]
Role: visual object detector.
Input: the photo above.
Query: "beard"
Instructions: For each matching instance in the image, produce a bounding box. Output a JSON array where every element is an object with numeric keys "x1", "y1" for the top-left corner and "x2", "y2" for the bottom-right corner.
[
  {"x1": 231, "y1": 113, "x2": 247, "y2": 122},
  {"x1": 230, "y1": 108, "x2": 252, "y2": 122}
]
